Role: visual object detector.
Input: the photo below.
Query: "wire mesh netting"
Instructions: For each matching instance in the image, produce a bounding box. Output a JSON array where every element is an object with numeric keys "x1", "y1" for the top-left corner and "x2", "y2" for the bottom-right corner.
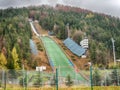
[{"x1": 0, "y1": 68, "x2": 120, "y2": 89}]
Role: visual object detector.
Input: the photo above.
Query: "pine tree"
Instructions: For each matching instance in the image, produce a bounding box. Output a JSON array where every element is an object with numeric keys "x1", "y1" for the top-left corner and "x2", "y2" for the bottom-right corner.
[
  {"x1": 111, "y1": 68, "x2": 120, "y2": 86},
  {"x1": 50, "y1": 75, "x2": 56, "y2": 86},
  {"x1": 92, "y1": 69, "x2": 101, "y2": 86},
  {"x1": 33, "y1": 72, "x2": 42, "y2": 87},
  {"x1": 105, "y1": 76, "x2": 111, "y2": 86},
  {"x1": 65, "y1": 74, "x2": 73, "y2": 87}
]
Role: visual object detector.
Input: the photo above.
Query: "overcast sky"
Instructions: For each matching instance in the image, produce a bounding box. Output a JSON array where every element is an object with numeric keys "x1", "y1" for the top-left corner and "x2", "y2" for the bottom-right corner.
[{"x1": 0, "y1": 0, "x2": 120, "y2": 17}]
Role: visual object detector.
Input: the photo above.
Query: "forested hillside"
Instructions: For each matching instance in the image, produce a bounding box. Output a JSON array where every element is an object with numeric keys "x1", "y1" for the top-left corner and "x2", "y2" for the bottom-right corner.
[
  {"x1": 30, "y1": 5, "x2": 120, "y2": 68},
  {"x1": 0, "y1": 8, "x2": 32, "y2": 69},
  {"x1": 0, "y1": 5, "x2": 120, "y2": 69}
]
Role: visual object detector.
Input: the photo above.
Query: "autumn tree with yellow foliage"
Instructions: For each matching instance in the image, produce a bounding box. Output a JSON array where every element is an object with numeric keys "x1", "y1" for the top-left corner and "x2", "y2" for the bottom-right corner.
[
  {"x1": 11, "y1": 47, "x2": 20, "y2": 69},
  {"x1": 0, "y1": 53, "x2": 7, "y2": 69}
]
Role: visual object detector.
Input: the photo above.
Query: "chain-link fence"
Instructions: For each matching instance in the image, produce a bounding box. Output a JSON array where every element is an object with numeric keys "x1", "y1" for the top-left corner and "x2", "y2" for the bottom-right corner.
[
  {"x1": 91, "y1": 68, "x2": 120, "y2": 86},
  {"x1": 0, "y1": 68, "x2": 120, "y2": 90}
]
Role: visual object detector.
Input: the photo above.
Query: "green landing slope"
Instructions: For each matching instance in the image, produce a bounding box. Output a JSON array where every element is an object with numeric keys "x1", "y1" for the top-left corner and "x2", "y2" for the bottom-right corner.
[{"x1": 41, "y1": 36, "x2": 86, "y2": 82}]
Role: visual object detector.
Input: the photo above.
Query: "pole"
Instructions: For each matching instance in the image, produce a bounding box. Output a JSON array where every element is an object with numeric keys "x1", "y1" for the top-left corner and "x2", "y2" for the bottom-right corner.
[
  {"x1": 117, "y1": 69, "x2": 119, "y2": 86},
  {"x1": 105, "y1": 69, "x2": 107, "y2": 86},
  {"x1": 22, "y1": 65, "x2": 25, "y2": 89},
  {"x1": 90, "y1": 65, "x2": 93, "y2": 90},
  {"x1": 4, "y1": 70, "x2": 6, "y2": 90},
  {"x1": 75, "y1": 71, "x2": 77, "y2": 90},
  {"x1": 39, "y1": 68, "x2": 40, "y2": 87},
  {"x1": 2, "y1": 70, "x2": 4, "y2": 89},
  {"x1": 56, "y1": 68, "x2": 58, "y2": 90},
  {"x1": 25, "y1": 70, "x2": 27, "y2": 90},
  {"x1": 59, "y1": 65, "x2": 60, "y2": 87},
  {"x1": 66, "y1": 23, "x2": 70, "y2": 38},
  {"x1": 111, "y1": 38, "x2": 116, "y2": 66}
]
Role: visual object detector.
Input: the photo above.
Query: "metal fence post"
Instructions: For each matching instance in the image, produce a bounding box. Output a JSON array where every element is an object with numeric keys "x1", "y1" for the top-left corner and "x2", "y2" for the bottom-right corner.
[
  {"x1": 117, "y1": 69, "x2": 119, "y2": 86},
  {"x1": 4, "y1": 70, "x2": 6, "y2": 90},
  {"x1": 22, "y1": 65, "x2": 25, "y2": 89},
  {"x1": 25, "y1": 70, "x2": 27, "y2": 90},
  {"x1": 90, "y1": 65, "x2": 93, "y2": 90},
  {"x1": 56, "y1": 68, "x2": 58, "y2": 90},
  {"x1": 2, "y1": 70, "x2": 4, "y2": 89}
]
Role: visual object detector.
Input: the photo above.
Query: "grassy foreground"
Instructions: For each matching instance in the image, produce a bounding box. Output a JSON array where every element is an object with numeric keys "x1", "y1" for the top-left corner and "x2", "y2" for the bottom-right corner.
[{"x1": 1, "y1": 86, "x2": 120, "y2": 90}]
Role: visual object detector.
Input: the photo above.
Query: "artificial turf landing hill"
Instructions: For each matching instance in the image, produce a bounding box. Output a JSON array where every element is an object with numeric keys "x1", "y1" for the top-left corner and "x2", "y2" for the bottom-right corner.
[
  {"x1": 41, "y1": 36, "x2": 87, "y2": 83},
  {"x1": 30, "y1": 21, "x2": 87, "y2": 84}
]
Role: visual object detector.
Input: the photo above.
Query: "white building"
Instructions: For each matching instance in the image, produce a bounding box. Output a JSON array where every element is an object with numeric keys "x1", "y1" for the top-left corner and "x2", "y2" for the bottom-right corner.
[
  {"x1": 36, "y1": 66, "x2": 46, "y2": 71},
  {"x1": 80, "y1": 38, "x2": 89, "y2": 49}
]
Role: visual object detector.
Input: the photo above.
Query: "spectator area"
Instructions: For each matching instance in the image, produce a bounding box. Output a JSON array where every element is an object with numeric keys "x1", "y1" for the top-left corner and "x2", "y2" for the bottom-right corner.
[{"x1": 63, "y1": 38, "x2": 86, "y2": 57}]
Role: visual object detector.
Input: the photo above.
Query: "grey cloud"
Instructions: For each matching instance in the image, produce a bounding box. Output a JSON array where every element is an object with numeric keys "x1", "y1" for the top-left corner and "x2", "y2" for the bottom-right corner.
[{"x1": 0, "y1": 0, "x2": 120, "y2": 17}]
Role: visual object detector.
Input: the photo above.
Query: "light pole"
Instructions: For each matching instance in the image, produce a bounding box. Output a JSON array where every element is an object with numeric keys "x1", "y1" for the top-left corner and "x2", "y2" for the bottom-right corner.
[
  {"x1": 84, "y1": 62, "x2": 93, "y2": 90},
  {"x1": 56, "y1": 68, "x2": 58, "y2": 90},
  {"x1": 66, "y1": 23, "x2": 70, "y2": 38},
  {"x1": 116, "y1": 60, "x2": 120, "y2": 86},
  {"x1": 111, "y1": 38, "x2": 116, "y2": 66},
  {"x1": 22, "y1": 65, "x2": 25, "y2": 88}
]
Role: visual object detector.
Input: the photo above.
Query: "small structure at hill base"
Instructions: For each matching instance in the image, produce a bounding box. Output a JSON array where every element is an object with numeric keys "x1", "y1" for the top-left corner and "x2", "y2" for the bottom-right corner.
[{"x1": 36, "y1": 66, "x2": 46, "y2": 71}]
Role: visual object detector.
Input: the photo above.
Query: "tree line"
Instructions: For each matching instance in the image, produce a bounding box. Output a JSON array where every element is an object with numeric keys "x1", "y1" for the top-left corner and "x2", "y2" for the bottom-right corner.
[{"x1": 0, "y1": 7, "x2": 32, "y2": 69}]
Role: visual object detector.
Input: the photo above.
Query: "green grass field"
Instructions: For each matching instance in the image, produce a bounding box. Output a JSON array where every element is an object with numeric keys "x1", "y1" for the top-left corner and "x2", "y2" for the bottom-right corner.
[{"x1": 41, "y1": 36, "x2": 85, "y2": 81}]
